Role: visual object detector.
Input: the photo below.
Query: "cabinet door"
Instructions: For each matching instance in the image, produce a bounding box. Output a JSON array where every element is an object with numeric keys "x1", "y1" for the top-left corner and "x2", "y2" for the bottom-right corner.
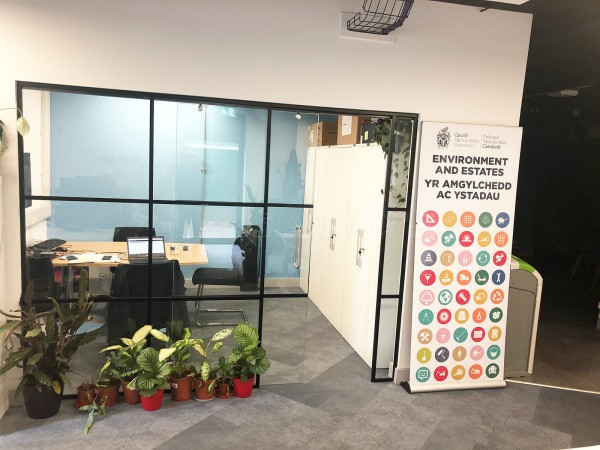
[{"x1": 341, "y1": 145, "x2": 386, "y2": 364}]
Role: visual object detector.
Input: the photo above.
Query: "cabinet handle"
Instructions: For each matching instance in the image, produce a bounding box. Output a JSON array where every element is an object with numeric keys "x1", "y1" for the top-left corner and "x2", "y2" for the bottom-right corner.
[
  {"x1": 356, "y1": 228, "x2": 364, "y2": 267},
  {"x1": 330, "y1": 218, "x2": 336, "y2": 251},
  {"x1": 293, "y1": 225, "x2": 302, "y2": 269}
]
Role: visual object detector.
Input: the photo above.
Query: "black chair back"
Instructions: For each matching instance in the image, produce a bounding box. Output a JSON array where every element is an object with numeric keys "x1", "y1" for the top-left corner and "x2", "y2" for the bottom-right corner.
[{"x1": 112, "y1": 227, "x2": 156, "y2": 242}]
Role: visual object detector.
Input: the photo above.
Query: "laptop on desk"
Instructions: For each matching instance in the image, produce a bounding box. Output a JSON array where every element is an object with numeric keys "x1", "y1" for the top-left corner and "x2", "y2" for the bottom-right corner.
[{"x1": 126, "y1": 236, "x2": 170, "y2": 264}]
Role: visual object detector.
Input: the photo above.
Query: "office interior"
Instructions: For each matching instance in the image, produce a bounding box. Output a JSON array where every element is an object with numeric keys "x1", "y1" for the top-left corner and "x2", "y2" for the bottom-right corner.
[{"x1": 1, "y1": 0, "x2": 599, "y2": 447}]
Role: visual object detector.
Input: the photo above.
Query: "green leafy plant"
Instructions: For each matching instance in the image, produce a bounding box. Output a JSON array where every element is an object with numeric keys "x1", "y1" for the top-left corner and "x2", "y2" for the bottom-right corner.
[
  {"x1": 214, "y1": 355, "x2": 234, "y2": 387},
  {"x1": 168, "y1": 327, "x2": 201, "y2": 379},
  {"x1": 193, "y1": 327, "x2": 233, "y2": 391},
  {"x1": 228, "y1": 323, "x2": 270, "y2": 383},
  {"x1": 127, "y1": 347, "x2": 172, "y2": 397},
  {"x1": 0, "y1": 269, "x2": 99, "y2": 396},
  {"x1": 99, "y1": 324, "x2": 169, "y2": 383},
  {"x1": 80, "y1": 398, "x2": 106, "y2": 435}
]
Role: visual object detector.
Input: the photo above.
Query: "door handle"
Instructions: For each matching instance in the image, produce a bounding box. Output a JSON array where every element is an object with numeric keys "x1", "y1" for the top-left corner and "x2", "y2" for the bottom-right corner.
[
  {"x1": 356, "y1": 228, "x2": 364, "y2": 267},
  {"x1": 293, "y1": 225, "x2": 302, "y2": 269}
]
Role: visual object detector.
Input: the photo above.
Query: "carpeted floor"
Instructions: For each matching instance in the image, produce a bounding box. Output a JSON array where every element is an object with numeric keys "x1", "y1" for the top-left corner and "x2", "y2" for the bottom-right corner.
[{"x1": 0, "y1": 301, "x2": 599, "y2": 449}]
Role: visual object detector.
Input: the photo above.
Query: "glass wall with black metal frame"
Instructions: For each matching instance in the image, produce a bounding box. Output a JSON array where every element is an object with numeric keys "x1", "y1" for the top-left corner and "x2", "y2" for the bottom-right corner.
[{"x1": 17, "y1": 81, "x2": 417, "y2": 392}]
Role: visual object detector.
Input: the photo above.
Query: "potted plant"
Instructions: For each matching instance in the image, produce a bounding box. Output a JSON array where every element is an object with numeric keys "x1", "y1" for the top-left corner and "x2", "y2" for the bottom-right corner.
[
  {"x1": 0, "y1": 269, "x2": 99, "y2": 419},
  {"x1": 229, "y1": 323, "x2": 271, "y2": 398},
  {"x1": 99, "y1": 324, "x2": 169, "y2": 404},
  {"x1": 168, "y1": 327, "x2": 200, "y2": 402},
  {"x1": 127, "y1": 347, "x2": 173, "y2": 411},
  {"x1": 213, "y1": 356, "x2": 233, "y2": 399},
  {"x1": 95, "y1": 372, "x2": 120, "y2": 407},
  {"x1": 192, "y1": 327, "x2": 232, "y2": 402},
  {"x1": 75, "y1": 378, "x2": 96, "y2": 408}
]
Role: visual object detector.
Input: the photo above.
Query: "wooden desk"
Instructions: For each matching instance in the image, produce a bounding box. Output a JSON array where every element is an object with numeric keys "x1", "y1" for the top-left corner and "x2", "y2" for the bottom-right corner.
[{"x1": 52, "y1": 241, "x2": 208, "y2": 266}]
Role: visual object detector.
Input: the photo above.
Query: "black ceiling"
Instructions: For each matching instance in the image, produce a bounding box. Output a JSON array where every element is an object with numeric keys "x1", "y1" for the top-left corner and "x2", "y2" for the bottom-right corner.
[{"x1": 430, "y1": 0, "x2": 600, "y2": 98}]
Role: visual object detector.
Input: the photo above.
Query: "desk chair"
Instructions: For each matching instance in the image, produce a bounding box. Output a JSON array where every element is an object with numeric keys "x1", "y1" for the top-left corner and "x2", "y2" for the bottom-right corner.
[
  {"x1": 192, "y1": 225, "x2": 260, "y2": 327},
  {"x1": 108, "y1": 260, "x2": 189, "y2": 343},
  {"x1": 25, "y1": 254, "x2": 60, "y2": 311},
  {"x1": 112, "y1": 227, "x2": 156, "y2": 242}
]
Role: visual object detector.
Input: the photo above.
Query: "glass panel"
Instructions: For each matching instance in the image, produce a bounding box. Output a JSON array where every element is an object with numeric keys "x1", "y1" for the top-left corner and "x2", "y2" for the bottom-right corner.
[
  {"x1": 152, "y1": 204, "x2": 264, "y2": 296},
  {"x1": 265, "y1": 206, "x2": 311, "y2": 295},
  {"x1": 388, "y1": 117, "x2": 414, "y2": 208},
  {"x1": 153, "y1": 101, "x2": 267, "y2": 203},
  {"x1": 22, "y1": 89, "x2": 151, "y2": 199},
  {"x1": 269, "y1": 111, "x2": 336, "y2": 204},
  {"x1": 374, "y1": 297, "x2": 399, "y2": 379},
  {"x1": 261, "y1": 297, "x2": 308, "y2": 385},
  {"x1": 381, "y1": 211, "x2": 407, "y2": 295}
]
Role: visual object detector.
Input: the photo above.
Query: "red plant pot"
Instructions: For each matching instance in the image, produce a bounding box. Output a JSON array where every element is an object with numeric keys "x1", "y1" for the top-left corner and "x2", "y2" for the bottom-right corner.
[
  {"x1": 233, "y1": 376, "x2": 255, "y2": 398},
  {"x1": 140, "y1": 390, "x2": 164, "y2": 411},
  {"x1": 122, "y1": 380, "x2": 141, "y2": 405},
  {"x1": 97, "y1": 382, "x2": 120, "y2": 407}
]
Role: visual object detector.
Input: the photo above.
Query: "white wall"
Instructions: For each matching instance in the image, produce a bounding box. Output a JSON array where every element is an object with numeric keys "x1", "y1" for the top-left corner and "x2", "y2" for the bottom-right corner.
[{"x1": 0, "y1": 0, "x2": 531, "y2": 412}]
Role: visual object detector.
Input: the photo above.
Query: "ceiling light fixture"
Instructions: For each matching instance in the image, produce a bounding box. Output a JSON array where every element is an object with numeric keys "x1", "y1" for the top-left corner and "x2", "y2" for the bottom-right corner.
[{"x1": 295, "y1": 113, "x2": 302, "y2": 120}]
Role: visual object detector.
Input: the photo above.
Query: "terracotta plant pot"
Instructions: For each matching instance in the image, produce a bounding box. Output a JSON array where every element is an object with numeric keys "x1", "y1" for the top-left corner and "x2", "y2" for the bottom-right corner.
[
  {"x1": 193, "y1": 375, "x2": 216, "y2": 402},
  {"x1": 96, "y1": 381, "x2": 120, "y2": 407},
  {"x1": 75, "y1": 384, "x2": 96, "y2": 408},
  {"x1": 140, "y1": 389, "x2": 164, "y2": 411},
  {"x1": 122, "y1": 380, "x2": 141, "y2": 405},
  {"x1": 233, "y1": 375, "x2": 255, "y2": 398},
  {"x1": 170, "y1": 374, "x2": 193, "y2": 402},
  {"x1": 23, "y1": 383, "x2": 63, "y2": 419},
  {"x1": 216, "y1": 382, "x2": 232, "y2": 399}
]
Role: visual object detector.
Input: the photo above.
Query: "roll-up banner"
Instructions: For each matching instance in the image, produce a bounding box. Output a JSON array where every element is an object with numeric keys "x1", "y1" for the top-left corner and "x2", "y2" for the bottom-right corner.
[{"x1": 406, "y1": 122, "x2": 522, "y2": 393}]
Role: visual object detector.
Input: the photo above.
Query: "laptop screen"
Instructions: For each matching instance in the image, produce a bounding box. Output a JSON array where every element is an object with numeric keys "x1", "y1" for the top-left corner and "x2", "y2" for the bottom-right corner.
[{"x1": 127, "y1": 237, "x2": 166, "y2": 257}]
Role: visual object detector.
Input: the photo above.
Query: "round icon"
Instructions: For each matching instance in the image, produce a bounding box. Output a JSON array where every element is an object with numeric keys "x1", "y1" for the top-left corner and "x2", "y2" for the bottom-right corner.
[
  {"x1": 460, "y1": 212, "x2": 476, "y2": 228},
  {"x1": 479, "y1": 212, "x2": 493, "y2": 228},
  {"x1": 422, "y1": 230, "x2": 438, "y2": 246},
  {"x1": 495, "y1": 212, "x2": 510, "y2": 228},
  {"x1": 455, "y1": 289, "x2": 470, "y2": 305},
  {"x1": 474, "y1": 289, "x2": 488, "y2": 305},
  {"x1": 494, "y1": 231, "x2": 509, "y2": 247},
  {"x1": 488, "y1": 326, "x2": 502, "y2": 341},
  {"x1": 439, "y1": 270, "x2": 453, "y2": 286},
  {"x1": 457, "y1": 251, "x2": 473, "y2": 266},
  {"x1": 453, "y1": 327, "x2": 468, "y2": 343},
  {"x1": 476, "y1": 251, "x2": 490, "y2": 266},
  {"x1": 416, "y1": 347, "x2": 432, "y2": 363},
  {"x1": 435, "y1": 347, "x2": 450, "y2": 363},
  {"x1": 491, "y1": 289, "x2": 505, "y2": 304},
  {"x1": 477, "y1": 231, "x2": 492, "y2": 247},
  {"x1": 416, "y1": 367, "x2": 430, "y2": 383},
  {"x1": 472, "y1": 308, "x2": 487, "y2": 323},
  {"x1": 457, "y1": 270, "x2": 472, "y2": 286},
  {"x1": 437, "y1": 308, "x2": 452, "y2": 325},
  {"x1": 486, "y1": 363, "x2": 500, "y2": 378},
  {"x1": 469, "y1": 364, "x2": 483, "y2": 379},
  {"x1": 436, "y1": 328, "x2": 451, "y2": 344},
  {"x1": 455, "y1": 308, "x2": 469, "y2": 324},
  {"x1": 441, "y1": 231, "x2": 456, "y2": 247},
  {"x1": 418, "y1": 309, "x2": 434, "y2": 325},
  {"x1": 419, "y1": 290, "x2": 435, "y2": 306},
  {"x1": 423, "y1": 210, "x2": 439, "y2": 227},
  {"x1": 452, "y1": 346, "x2": 467, "y2": 362},
  {"x1": 440, "y1": 250, "x2": 455, "y2": 266},
  {"x1": 438, "y1": 290, "x2": 453, "y2": 305},
  {"x1": 487, "y1": 344, "x2": 501, "y2": 360},
  {"x1": 434, "y1": 366, "x2": 449, "y2": 382},
  {"x1": 420, "y1": 270, "x2": 436, "y2": 286},
  {"x1": 443, "y1": 211, "x2": 457, "y2": 227},
  {"x1": 417, "y1": 328, "x2": 433, "y2": 345},
  {"x1": 452, "y1": 365, "x2": 466, "y2": 380},
  {"x1": 471, "y1": 326, "x2": 485, "y2": 342},
  {"x1": 489, "y1": 307, "x2": 503, "y2": 323},
  {"x1": 475, "y1": 270, "x2": 489, "y2": 285},
  {"x1": 491, "y1": 270, "x2": 506, "y2": 285},
  {"x1": 421, "y1": 250, "x2": 437, "y2": 267},
  {"x1": 470, "y1": 345, "x2": 484, "y2": 361},
  {"x1": 459, "y1": 231, "x2": 474, "y2": 247},
  {"x1": 493, "y1": 251, "x2": 507, "y2": 267}
]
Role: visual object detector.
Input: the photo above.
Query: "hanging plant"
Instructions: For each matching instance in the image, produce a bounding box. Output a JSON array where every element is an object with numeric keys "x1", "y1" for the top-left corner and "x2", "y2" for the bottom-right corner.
[{"x1": 0, "y1": 120, "x2": 7, "y2": 154}]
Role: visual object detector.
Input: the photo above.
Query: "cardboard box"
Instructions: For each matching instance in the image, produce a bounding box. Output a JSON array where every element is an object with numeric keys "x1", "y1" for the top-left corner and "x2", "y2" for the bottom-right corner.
[
  {"x1": 308, "y1": 121, "x2": 338, "y2": 147},
  {"x1": 337, "y1": 115, "x2": 370, "y2": 145}
]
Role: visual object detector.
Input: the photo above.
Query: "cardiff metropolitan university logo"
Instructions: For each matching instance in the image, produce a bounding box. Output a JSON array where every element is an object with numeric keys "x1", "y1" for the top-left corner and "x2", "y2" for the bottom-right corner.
[{"x1": 437, "y1": 127, "x2": 451, "y2": 148}]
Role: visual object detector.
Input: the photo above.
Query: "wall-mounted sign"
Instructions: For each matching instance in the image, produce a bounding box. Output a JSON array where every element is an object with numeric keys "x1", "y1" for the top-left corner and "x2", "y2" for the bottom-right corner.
[{"x1": 406, "y1": 122, "x2": 522, "y2": 392}]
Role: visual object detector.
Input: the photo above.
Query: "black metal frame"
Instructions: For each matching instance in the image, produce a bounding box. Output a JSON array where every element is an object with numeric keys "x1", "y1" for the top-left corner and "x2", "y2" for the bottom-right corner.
[{"x1": 16, "y1": 80, "x2": 418, "y2": 387}]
